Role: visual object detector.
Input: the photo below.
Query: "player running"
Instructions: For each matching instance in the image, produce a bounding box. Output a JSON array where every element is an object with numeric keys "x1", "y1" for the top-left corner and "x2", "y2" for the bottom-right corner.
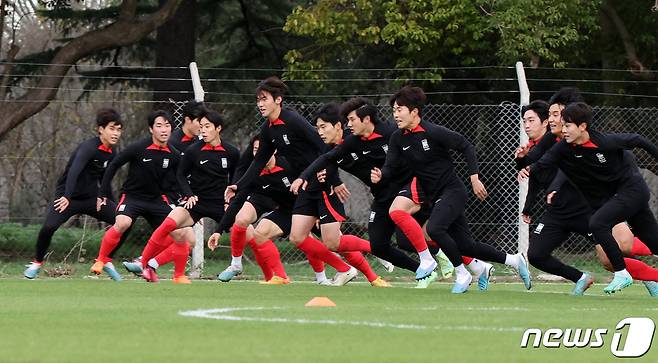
[
  {"x1": 372, "y1": 86, "x2": 531, "y2": 293},
  {"x1": 138, "y1": 109, "x2": 240, "y2": 283}
]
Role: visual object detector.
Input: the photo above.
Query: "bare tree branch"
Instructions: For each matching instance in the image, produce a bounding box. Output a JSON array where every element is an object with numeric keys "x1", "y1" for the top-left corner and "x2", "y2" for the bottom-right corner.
[{"x1": 0, "y1": 0, "x2": 182, "y2": 139}]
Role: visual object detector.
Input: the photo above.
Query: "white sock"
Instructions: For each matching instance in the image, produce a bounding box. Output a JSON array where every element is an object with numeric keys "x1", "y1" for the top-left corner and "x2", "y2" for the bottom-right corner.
[
  {"x1": 615, "y1": 269, "x2": 631, "y2": 278},
  {"x1": 147, "y1": 259, "x2": 159, "y2": 269},
  {"x1": 231, "y1": 256, "x2": 242, "y2": 267},
  {"x1": 578, "y1": 273, "x2": 588, "y2": 281},
  {"x1": 466, "y1": 259, "x2": 485, "y2": 276},
  {"x1": 315, "y1": 271, "x2": 327, "y2": 282},
  {"x1": 504, "y1": 253, "x2": 520, "y2": 269},
  {"x1": 418, "y1": 249, "x2": 437, "y2": 270},
  {"x1": 455, "y1": 264, "x2": 471, "y2": 284}
]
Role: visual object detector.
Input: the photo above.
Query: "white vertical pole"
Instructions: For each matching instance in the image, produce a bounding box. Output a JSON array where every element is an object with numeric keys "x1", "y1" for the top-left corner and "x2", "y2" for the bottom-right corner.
[
  {"x1": 515, "y1": 61, "x2": 530, "y2": 256},
  {"x1": 189, "y1": 61, "x2": 205, "y2": 278}
]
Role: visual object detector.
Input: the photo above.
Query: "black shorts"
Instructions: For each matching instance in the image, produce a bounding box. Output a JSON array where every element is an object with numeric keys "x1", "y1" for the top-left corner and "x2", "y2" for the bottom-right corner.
[
  {"x1": 396, "y1": 177, "x2": 425, "y2": 205},
  {"x1": 261, "y1": 209, "x2": 293, "y2": 237},
  {"x1": 115, "y1": 193, "x2": 173, "y2": 228},
  {"x1": 246, "y1": 193, "x2": 279, "y2": 216},
  {"x1": 292, "y1": 190, "x2": 346, "y2": 224},
  {"x1": 187, "y1": 198, "x2": 225, "y2": 224}
]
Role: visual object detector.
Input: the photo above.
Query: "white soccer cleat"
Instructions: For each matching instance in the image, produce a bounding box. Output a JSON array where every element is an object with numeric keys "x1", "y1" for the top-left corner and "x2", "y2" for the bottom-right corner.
[
  {"x1": 331, "y1": 266, "x2": 358, "y2": 286},
  {"x1": 376, "y1": 257, "x2": 395, "y2": 273}
]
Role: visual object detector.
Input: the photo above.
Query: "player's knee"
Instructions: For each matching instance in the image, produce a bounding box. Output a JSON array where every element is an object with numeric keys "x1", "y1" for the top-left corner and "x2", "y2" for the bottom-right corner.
[
  {"x1": 323, "y1": 238, "x2": 339, "y2": 251},
  {"x1": 253, "y1": 229, "x2": 270, "y2": 245},
  {"x1": 234, "y1": 216, "x2": 251, "y2": 228},
  {"x1": 588, "y1": 216, "x2": 609, "y2": 234},
  {"x1": 113, "y1": 220, "x2": 131, "y2": 233},
  {"x1": 527, "y1": 247, "x2": 546, "y2": 266},
  {"x1": 425, "y1": 224, "x2": 447, "y2": 243}
]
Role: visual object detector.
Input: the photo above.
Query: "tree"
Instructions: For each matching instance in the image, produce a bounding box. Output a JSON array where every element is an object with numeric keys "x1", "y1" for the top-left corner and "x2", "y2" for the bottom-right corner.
[{"x1": 0, "y1": 0, "x2": 182, "y2": 139}]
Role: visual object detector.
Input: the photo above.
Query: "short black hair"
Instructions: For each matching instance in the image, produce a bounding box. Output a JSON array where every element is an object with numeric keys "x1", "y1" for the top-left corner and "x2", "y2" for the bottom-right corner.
[
  {"x1": 199, "y1": 109, "x2": 224, "y2": 129},
  {"x1": 548, "y1": 87, "x2": 584, "y2": 107},
  {"x1": 389, "y1": 86, "x2": 426, "y2": 116},
  {"x1": 182, "y1": 100, "x2": 206, "y2": 120},
  {"x1": 96, "y1": 108, "x2": 122, "y2": 128},
  {"x1": 340, "y1": 97, "x2": 378, "y2": 124},
  {"x1": 313, "y1": 103, "x2": 342, "y2": 126},
  {"x1": 521, "y1": 100, "x2": 549, "y2": 121},
  {"x1": 256, "y1": 76, "x2": 288, "y2": 100},
  {"x1": 147, "y1": 110, "x2": 171, "y2": 128},
  {"x1": 562, "y1": 102, "x2": 593, "y2": 129}
]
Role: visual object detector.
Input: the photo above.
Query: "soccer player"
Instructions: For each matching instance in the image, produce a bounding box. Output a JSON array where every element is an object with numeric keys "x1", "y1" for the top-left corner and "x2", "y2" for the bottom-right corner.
[
  {"x1": 90, "y1": 110, "x2": 182, "y2": 281},
  {"x1": 169, "y1": 100, "x2": 204, "y2": 152},
  {"x1": 292, "y1": 98, "x2": 473, "y2": 287},
  {"x1": 225, "y1": 76, "x2": 357, "y2": 285},
  {"x1": 532, "y1": 102, "x2": 658, "y2": 293},
  {"x1": 517, "y1": 89, "x2": 658, "y2": 296},
  {"x1": 138, "y1": 109, "x2": 240, "y2": 283},
  {"x1": 289, "y1": 102, "x2": 389, "y2": 287},
  {"x1": 372, "y1": 86, "x2": 531, "y2": 293},
  {"x1": 211, "y1": 136, "x2": 332, "y2": 285},
  {"x1": 23, "y1": 109, "x2": 123, "y2": 279},
  {"x1": 121, "y1": 100, "x2": 205, "y2": 276}
]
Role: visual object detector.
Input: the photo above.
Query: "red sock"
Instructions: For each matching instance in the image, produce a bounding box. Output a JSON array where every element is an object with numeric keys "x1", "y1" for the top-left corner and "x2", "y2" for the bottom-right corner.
[
  {"x1": 389, "y1": 210, "x2": 428, "y2": 253},
  {"x1": 338, "y1": 235, "x2": 371, "y2": 253},
  {"x1": 151, "y1": 217, "x2": 178, "y2": 244},
  {"x1": 154, "y1": 244, "x2": 176, "y2": 267},
  {"x1": 427, "y1": 240, "x2": 439, "y2": 249},
  {"x1": 305, "y1": 252, "x2": 325, "y2": 273},
  {"x1": 297, "y1": 237, "x2": 350, "y2": 273},
  {"x1": 97, "y1": 226, "x2": 123, "y2": 263},
  {"x1": 141, "y1": 237, "x2": 173, "y2": 269},
  {"x1": 248, "y1": 239, "x2": 273, "y2": 281},
  {"x1": 259, "y1": 240, "x2": 288, "y2": 279},
  {"x1": 342, "y1": 251, "x2": 377, "y2": 282},
  {"x1": 631, "y1": 237, "x2": 653, "y2": 256},
  {"x1": 625, "y1": 258, "x2": 658, "y2": 282},
  {"x1": 230, "y1": 224, "x2": 248, "y2": 257},
  {"x1": 462, "y1": 256, "x2": 474, "y2": 265},
  {"x1": 172, "y1": 241, "x2": 190, "y2": 278}
]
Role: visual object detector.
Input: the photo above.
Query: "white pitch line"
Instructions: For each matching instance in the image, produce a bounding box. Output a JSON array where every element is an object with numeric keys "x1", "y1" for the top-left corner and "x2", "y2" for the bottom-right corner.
[{"x1": 178, "y1": 307, "x2": 524, "y2": 332}]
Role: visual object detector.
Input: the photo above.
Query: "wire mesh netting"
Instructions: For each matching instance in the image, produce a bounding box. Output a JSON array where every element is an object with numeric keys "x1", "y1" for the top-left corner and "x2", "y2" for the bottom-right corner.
[{"x1": 1, "y1": 100, "x2": 657, "y2": 275}]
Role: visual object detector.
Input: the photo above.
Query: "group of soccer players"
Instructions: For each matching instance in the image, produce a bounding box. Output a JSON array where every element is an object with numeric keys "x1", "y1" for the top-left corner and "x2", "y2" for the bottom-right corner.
[{"x1": 22, "y1": 77, "x2": 658, "y2": 295}]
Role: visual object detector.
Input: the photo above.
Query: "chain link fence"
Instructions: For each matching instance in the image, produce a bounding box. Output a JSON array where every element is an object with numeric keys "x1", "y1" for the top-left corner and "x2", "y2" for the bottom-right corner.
[{"x1": 1, "y1": 100, "x2": 657, "y2": 275}]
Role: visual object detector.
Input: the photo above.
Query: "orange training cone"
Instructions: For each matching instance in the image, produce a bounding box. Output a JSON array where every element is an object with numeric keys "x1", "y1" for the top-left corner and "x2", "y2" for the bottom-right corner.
[{"x1": 304, "y1": 296, "x2": 336, "y2": 307}]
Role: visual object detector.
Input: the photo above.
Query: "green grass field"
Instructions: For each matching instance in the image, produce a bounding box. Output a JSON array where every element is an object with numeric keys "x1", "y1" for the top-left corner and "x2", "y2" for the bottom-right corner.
[{"x1": 1, "y1": 272, "x2": 657, "y2": 363}]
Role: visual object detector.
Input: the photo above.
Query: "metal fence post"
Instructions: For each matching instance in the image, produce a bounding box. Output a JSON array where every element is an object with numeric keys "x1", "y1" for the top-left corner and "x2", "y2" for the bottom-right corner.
[{"x1": 515, "y1": 61, "x2": 530, "y2": 256}]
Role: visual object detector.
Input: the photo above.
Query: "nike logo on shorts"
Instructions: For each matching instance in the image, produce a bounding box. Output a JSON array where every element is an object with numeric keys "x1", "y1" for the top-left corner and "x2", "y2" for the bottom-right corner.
[
  {"x1": 362, "y1": 150, "x2": 371, "y2": 154},
  {"x1": 200, "y1": 160, "x2": 209, "y2": 164},
  {"x1": 320, "y1": 215, "x2": 327, "y2": 220},
  {"x1": 402, "y1": 146, "x2": 411, "y2": 151},
  {"x1": 143, "y1": 158, "x2": 152, "y2": 162},
  {"x1": 262, "y1": 184, "x2": 270, "y2": 189}
]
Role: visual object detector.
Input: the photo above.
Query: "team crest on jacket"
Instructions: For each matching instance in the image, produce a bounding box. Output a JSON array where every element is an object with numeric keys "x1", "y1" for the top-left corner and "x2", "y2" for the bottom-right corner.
[
  {"x1": 103, "y1": 160, "x2": 108, "y2": 168},
  {"x1": 596, "y1": 153, "x2": 607, "y2": 163},
  {"x1": 282, "y1": 177, "x2": 291, "y2": 187},
  {"x1": 221, "y1": 158, "x2": 228, "y2": 168},
  {"x1": 421, "y1": 139, "x2": 430, "y2": 151},
  {"x1": 162, "y1": 158, "x2": 169, "y2": 168},
  {"x1": 351, "y1": 152, "x2": 359, "y2": 160},
  {"x1": 382, "y1": 144, "x2": 388, "y2": 153},
  {"x1": 283, "y1": 134, "x2": 290, "y2": 145}
]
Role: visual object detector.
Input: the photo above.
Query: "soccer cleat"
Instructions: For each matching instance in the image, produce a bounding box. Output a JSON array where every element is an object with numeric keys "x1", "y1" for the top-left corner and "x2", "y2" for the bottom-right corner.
[
  {"x1": 414, "y1": 270, "x2": 438, "y2": 289},
  {"x1": 173, "y1": 275, "x2": 192, "y2": 284},
  {"x1": 370, "y1": 276, "x2": 392, "y2": 287},
  {"x1": 24, "y1": 262, "x2": 42, "y2": 279},
  {"x1": 142, "y1": 266, "x2": 159, "y2": 283},
  {"x1": 122, "y1": 261, "x2": 143, "y2": 276},
  {"x1": 643, "y1": 281, "x2": 658, "y2": 297},
  {"x1": 316, "y1": 279, "x2": 334, "y2": 286},
  {"x1": 603, "y1": 274, "x2": 633, "y2": 294},
  {"x1": 477, "y1": 263, "x2": 495, "y2": 291},
  {"x1": 102, "y1": 262, "x2": 122, "y2": 282},
  {"x1": 332, "y1": 266, "x2": 358, "y2": 286},
  {"x1": 415, "y1": 259, "x2": 438, "y2": 280},
  {"x1": 90, "y1": 260, "x2": 105, "y2": 275},
  {"x1": 516, "y1": 253, "x2": 532, "y2": 290},
  {"x1": 572, "y1": 273, "x2": 594, "y2": 296},
  {"x1": 259, "y1": 276, "x2": 290, "y2": 285},
  {"x1": 217, "y1": 265, "x2": 243, "y2": 282},
  {"x1": 436, "y1": 250, "x2": 454, "y2": 279},
  {"x1": 376, "y1": 257, "x2": 395, "y2": 273},
  {"x1": 451, "y1": 273, "x2": 473, "y2": 294}
]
